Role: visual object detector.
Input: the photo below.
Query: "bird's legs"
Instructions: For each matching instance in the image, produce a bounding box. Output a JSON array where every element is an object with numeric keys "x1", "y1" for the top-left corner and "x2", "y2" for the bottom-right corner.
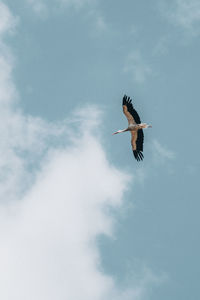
[{"x1": 138, "y1": 123, "x2": 152, "y2": 129}]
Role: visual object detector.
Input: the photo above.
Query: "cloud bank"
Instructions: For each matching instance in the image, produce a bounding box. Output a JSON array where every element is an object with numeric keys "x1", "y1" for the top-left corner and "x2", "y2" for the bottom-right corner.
[{"x1": 0, "y1": 129, "x2": 131, "y2": 300}]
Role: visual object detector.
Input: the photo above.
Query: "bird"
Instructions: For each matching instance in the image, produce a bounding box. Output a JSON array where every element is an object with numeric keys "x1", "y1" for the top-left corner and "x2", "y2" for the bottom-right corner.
[{"x1": 112, "y1": 95, "x2": 152, "y2": 161}]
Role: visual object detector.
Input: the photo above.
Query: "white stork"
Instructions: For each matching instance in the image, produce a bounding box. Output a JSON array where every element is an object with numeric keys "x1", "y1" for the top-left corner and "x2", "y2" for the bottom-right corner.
[{"x1": 113, "y1": 95, "x2": 152, "y2": 161}]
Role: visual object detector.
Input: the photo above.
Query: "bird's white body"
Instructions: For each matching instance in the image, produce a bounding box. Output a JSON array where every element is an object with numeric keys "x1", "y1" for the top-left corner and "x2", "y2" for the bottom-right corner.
[{"x1": 112, "y1": 123, "x2": 151, "y2": 135}]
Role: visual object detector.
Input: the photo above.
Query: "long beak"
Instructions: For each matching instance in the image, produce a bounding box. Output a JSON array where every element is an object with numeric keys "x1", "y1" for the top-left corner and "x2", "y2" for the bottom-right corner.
[{"x1": 112, "y1": 132, "x2": 118, "y2": 135}]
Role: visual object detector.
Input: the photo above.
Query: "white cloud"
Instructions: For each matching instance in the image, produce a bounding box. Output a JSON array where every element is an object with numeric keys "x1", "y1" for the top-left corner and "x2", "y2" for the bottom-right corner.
[
  {"x1": 152, "y1": 36, "x2": 170, "y2": 56},
  {"x1": 124, "y1": 50, "x2": 152, "y2": 83},
  {"x1": 161, "y1": 0, "x2": 200, "y2": 36},
  {"x1": 0, "y1": 130, "x2": 131, "y2": 300},
  {"x1": 26, "y1": 0, "x2": 96, "y2": 15},
  {"x1": 0, "y1": 2, "x2": 18, "y2": 107},
  {"x1": 25, "y1": 0, "x2": 107, "y2": 34},
  {"x1": 96, "y1": 15, "x2": 107, "y2": 31},
  {"x1": 153, "y1": 139, "x2": 175, "y2": 163},
  {"x1": 59, "y1": 0, "x2": 96, "y2": 9},
  {"x1": 130, "y1": 25, "x2": 138, "y2": 36},
  {"x1": 0, "y1": 2, "x2": 159, "y2": 300},
  {"x1": 86, "y1": 9, "x2": 109, "y2": 36},
  {"x1": 26, "y1": 0, "x2": 47, "y2": 15},
  {"x1": 0, "y1": 2, "x2": 18, "y2": 35}
]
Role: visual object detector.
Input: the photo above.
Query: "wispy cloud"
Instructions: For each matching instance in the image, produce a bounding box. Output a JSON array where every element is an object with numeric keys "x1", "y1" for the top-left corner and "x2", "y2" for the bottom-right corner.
[
  {"x1": 124, "y1": 50, "x2": 152, "y2": 83},
  {"x1": 152, "y1": 35, "x2": 171, "y2": 56},
  {"x1": 161, "y1": 0, "x2": 200, "y2": 36},
  {"x1": 26, "y1": 0, "x2": 97, "y2": 15},
  {"x1": 26, "y1": 0, "x2": 47, "y2": 15},
  {"x1": 96, "y1": 15, "x2": 107, "y2": 31},
  {"x1": 86, "y1": 9, "x2": 108, "y2": 34},
  {"x1": 59, "y1": 0, "x2": 96, "y2": 9},
  {"x1": 152, "y1": 139, "x2": 175, "y2": 163},
  {"x1": 25, "y1": 0, "x2": 108, "y2": 34},
  {"x1": 0, "y1": 2, "x2": 159, "y2": 299},
  {"x1": 0, "y1": 2, "x2": 18, "y2": 35}
]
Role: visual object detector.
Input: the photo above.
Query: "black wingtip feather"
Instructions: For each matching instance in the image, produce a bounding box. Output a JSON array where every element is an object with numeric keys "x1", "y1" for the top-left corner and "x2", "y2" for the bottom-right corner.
[
  {"x1": 122, "y1": 95, "x2": 127, "y2": 105},
  {"x1": 133, "y1": 150, "x2": 144, "y2": 161}
]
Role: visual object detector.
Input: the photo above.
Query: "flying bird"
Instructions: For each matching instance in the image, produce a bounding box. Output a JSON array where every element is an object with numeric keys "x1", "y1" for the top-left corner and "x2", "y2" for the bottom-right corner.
[{"x1": 113, "y1": 95, "x2": 152, "y2": 161}]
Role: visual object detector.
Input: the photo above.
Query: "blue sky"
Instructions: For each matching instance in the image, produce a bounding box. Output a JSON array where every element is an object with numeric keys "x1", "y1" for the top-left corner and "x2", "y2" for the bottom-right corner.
[{"x1": 0, "y1": 0, "x2": 200, "y2": 299}]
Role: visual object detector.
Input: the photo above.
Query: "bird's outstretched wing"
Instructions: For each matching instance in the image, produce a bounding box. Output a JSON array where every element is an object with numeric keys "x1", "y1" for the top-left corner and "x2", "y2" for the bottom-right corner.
[
  {"x1": 122, "y1": 95, "x2": 141, "y2": 125},
  {"x1": 123, "y1": 94, "x2": 144, "y2": 161},
  {"x1": 131, "y1": 130, "x2": 144, "y2": 161}
]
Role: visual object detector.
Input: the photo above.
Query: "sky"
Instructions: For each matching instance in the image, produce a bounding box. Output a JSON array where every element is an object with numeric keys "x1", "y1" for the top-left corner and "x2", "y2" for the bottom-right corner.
[{"x1": 0, "y1": 0, "x2": 200, "y2": 299}]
